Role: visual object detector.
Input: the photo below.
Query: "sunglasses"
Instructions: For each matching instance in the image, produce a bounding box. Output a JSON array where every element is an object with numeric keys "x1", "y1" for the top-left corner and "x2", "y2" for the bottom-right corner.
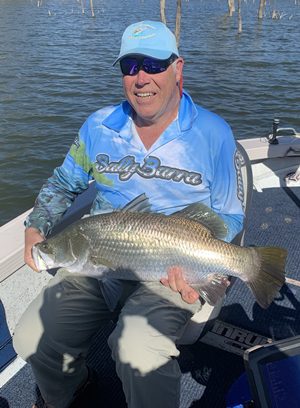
[{"x1": 120, "y1": 54, "x2": 178, "y2": 76}]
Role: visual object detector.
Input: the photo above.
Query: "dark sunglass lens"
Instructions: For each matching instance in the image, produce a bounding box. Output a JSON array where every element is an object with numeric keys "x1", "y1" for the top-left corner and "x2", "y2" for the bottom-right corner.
[
  {"x1": 120, "y1": 55, "x2": 176, "y2": 76},
  {"x1": 120, "y1": 58, "x2": 139, "y2": 76},
  {"x1": 143, "y1": 58, "x2": 167, "y2": 74}
]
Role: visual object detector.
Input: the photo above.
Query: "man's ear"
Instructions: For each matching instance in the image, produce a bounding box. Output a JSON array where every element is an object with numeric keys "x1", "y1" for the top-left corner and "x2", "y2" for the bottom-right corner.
[{"x1": 175, "y1": 57, "x2": 184, "y2": 83}]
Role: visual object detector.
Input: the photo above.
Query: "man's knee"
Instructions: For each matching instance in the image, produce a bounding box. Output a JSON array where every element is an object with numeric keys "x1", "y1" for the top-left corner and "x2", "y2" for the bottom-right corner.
[
  {"x1": 13, "y1": 305, "x2": 43, "y2": 361},
  {"x1": 13, "y1": 279, "x2": 65, "y2": 360},
  {"x1": 108, "y1": 314, "x2": 179, "y2": 376}
]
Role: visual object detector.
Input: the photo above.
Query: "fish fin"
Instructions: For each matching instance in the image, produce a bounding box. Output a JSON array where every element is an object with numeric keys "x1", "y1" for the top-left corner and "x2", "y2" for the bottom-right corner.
[
  {"x1": 197, "y1": 274, "x2": 230, "y2": 305},
  {"x1": 121, "y1": 194, "x2": 152, "y2": 213},
  {"x1": 172, "y1": 203, "x2": 228, "y2": 240},
  {"x1": 247, "y1": 247, "x2": 287, "y2": 309},
  {"x1": 89, "y1": 255, "x2": 116, "y2": 270}
]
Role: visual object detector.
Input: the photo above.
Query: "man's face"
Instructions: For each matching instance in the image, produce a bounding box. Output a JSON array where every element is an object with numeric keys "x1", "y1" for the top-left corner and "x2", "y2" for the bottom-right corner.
[{"x1": 122, "y1": 57, "x2": 184, "y2": 127}]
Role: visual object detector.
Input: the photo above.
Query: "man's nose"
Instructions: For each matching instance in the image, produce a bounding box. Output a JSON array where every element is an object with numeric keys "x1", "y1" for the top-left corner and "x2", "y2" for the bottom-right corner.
[{"x1": 135, "y1": 69, "x2": 151, "y2": 86}]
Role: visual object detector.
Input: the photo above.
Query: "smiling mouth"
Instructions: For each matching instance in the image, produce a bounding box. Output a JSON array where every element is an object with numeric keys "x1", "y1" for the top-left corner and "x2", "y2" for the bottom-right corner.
[{"x1": 135, "y1": 92, "x2": 156, "y2": 98}]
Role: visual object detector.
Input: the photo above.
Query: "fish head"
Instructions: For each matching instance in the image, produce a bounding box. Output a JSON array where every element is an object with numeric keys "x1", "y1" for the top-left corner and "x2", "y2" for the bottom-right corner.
[
  {"x1": 32, "y1": 243, "x2": 55, "y2": 271},
  {"x1": 32, "y1": 234, "x2": 77, "y2": 271}
]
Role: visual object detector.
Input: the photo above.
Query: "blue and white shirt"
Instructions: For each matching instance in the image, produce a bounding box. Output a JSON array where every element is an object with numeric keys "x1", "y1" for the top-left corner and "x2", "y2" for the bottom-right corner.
[
  {"x1": 26, "y1": 90, "x2": 245, "y2": 309},
  {"x1": 26, "y1": 90, "x2": 244, "y2": 242}
]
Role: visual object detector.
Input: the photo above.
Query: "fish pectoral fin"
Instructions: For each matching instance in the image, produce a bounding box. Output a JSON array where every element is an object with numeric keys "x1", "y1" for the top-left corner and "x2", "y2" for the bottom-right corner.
[
  {"x1": 197, "y1": 274, "x2": 230, "y2": 305},
  {"x1": 172, "y1": 203, "x2": 228, "y2": 240},
  {"x1": 89, "y1": 255, "x2": 116, "y2": 270}
]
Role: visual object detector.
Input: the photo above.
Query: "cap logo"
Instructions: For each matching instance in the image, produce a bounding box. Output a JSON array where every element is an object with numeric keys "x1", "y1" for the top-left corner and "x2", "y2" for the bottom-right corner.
[{"x1": 130, "y1": 23, "x2": 156, "y2": 40}]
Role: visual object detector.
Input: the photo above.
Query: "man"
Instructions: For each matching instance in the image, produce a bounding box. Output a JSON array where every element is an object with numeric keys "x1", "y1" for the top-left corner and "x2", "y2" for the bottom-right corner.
[{"x1": 13, "y1": 21, "x2": 244, "y2": 408}]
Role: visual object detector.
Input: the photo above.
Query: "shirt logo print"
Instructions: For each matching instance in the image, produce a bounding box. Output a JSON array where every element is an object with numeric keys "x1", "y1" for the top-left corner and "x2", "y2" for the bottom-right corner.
[{"x1": 95, "y1": 154, "x2": 202, "y2": 186}]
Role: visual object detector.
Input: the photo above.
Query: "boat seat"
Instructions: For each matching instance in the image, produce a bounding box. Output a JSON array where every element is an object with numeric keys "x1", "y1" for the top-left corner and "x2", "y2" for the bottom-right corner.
[{"x1": 177, "y1": 141, "x2": 253, "y2": 345}]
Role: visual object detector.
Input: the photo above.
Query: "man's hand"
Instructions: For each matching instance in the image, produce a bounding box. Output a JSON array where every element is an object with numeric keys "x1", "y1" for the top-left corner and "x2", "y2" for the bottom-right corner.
[
  {"x1": 160, "y1": 266, "x2": 200, "y2": 304},
  {"x1": 24, "y1": 227, "x2": 44, "y2": 272}
]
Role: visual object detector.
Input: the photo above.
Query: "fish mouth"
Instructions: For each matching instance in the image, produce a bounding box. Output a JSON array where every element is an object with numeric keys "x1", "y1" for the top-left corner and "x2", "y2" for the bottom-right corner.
[{"x1": 32, "y1": 246, "x2": 50, "y2": 271}]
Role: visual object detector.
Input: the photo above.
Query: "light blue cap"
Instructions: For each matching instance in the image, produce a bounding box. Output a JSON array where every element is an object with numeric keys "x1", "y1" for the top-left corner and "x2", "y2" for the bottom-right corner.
[{"x1": 113, "y1": 20, "x2": 179, "y2": 65}]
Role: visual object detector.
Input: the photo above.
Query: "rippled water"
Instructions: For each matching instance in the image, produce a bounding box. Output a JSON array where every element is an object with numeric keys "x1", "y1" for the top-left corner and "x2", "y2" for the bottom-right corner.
[{"x1": 0, "y1": 0, "x2": 299, "y2": 225}]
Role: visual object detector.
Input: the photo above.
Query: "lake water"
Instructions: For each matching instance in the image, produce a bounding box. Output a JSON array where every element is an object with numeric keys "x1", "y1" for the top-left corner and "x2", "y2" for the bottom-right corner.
[{"x1": 0, "y1": 0, "x2": 299, "y2": 225}]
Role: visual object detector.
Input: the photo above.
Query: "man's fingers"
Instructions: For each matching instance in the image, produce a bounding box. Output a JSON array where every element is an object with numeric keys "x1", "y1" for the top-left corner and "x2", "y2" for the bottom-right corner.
[
  {"x1": 24, "y1": 249, "x2": 39, "y2": 272},
  {"x1": 163, "y1": 266, "x2": 200, "y2": 304},
  {"x1": 160, "y1": 268, "x2": 181, "y2": 291},
  {"x1": 167, "y1": 267, "x2": 179, "y2": 292},
  {"x1": 160, "y1": 277, "x2": 169, "y2": 287},
  {"x1": 160, "y1": 266, "x2": 200, "y2": 304},
  {"x1": 180, "y1": 288, "x2": 200, "y2": 304},
  {"x1": 167, "y1": 266, "x2": 186, "y2": 292}
]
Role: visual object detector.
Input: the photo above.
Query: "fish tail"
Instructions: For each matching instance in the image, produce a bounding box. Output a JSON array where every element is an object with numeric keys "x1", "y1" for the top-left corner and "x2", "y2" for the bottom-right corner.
[{"x1": 247, "y1": 247, "x2": 287, "y2": 309}]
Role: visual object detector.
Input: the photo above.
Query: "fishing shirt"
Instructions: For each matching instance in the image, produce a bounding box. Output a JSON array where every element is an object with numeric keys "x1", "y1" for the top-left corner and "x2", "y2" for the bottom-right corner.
[{"x1": 25, "y1": 90, "x2": 245, "y2": 309}]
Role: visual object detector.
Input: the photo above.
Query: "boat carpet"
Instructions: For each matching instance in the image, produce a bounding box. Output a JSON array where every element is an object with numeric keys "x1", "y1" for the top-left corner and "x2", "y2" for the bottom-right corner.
[{"x1": 0, "y1": 301, "x2": 16, "y2": 374}]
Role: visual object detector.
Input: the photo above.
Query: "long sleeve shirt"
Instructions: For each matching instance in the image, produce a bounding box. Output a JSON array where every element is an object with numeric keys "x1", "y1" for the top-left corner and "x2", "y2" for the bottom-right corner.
[
  {"x1": 25, "y1": 90, "x2": 245, "y2": 310},
  {"x1": 25, "y1": 90, "x2": 244, "y2": 242}
]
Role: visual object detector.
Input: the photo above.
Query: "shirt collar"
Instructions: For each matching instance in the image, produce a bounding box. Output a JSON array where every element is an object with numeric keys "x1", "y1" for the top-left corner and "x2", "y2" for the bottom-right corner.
[{"x1": 102, "y1": 90, "x2": 198, "y2": 136}]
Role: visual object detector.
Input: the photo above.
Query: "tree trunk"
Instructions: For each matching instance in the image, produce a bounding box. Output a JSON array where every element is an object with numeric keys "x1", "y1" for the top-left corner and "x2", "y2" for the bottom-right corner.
[
  {"x1": 160, "y1": 0, "x2": 167, "y2": 24},
  {"x1": 80, "y1": 0, "x2": 85, "y2": 14},
  {"x1": 238, "y1": 0, "x2": 242, "y2": 33},
  {"x1": 90, "y1": 0, "x2": 95, "y2": 17},
  {"x1": 228, "y1": 0, "x2": 235, "y2": 17},
  {"x1": 258, "y1": 0, "x2": 266, "y2": 19},
  {"x1": 175, "y1": 0, "x2": 181, "y2": 47}
]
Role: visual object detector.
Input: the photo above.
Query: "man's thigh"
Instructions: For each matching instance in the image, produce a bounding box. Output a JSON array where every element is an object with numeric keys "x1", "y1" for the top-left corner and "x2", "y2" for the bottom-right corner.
[
  {"x1": 108, "y1": 282, "x2": 202, "y2": 374},
  {"x1": 122, "y1": 281, "x2": 201, "y2": 334},
  {"x1": 13, "y1": 269, "x2": 115, "y2": 359}
]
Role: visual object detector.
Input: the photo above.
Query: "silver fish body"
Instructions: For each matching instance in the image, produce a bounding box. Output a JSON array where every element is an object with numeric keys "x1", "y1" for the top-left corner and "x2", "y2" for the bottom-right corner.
[{"x1": 32, "y1": 206, "x2": 287, "y2": 309}]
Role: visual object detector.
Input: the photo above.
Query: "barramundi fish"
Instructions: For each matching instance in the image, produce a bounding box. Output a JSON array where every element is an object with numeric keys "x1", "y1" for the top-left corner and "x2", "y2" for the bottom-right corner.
[{"x1": 32, "y1": 195, "x2": 287, "y2": 309}]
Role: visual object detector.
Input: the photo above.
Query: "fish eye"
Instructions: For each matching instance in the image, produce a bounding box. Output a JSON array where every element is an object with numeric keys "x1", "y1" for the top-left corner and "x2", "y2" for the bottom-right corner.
[{"x1": 40, "y1": 242, "x2": 49, "y2": 250}]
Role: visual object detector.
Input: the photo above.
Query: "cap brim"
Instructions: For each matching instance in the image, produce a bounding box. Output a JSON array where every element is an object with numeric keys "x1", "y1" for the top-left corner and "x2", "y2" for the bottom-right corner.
[{"x1": 113, "y1": 49, "x2": 177, "y2": 66}]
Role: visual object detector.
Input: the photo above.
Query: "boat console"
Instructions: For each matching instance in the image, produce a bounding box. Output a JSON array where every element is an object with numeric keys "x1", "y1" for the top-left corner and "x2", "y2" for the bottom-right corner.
[
  {"x1": 226, "y1": 335, "x2": 300, "y2": 408},
  {"x1": 244, "y1": 335, "x2": 300, "y2": 408}
]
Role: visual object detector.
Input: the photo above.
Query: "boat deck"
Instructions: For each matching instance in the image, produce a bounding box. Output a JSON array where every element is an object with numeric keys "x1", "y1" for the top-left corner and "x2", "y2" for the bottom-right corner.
[{"x1": 1, "y1": 173, "x2": 300, "y2": 407}]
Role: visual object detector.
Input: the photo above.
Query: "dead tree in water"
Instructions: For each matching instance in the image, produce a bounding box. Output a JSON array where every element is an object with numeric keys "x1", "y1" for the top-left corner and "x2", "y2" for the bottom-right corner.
[
  {"x1": 90, "y1": 0, "x2": 95, "y2": 17},
  {"x1": 80, "y1": 0, "x2": 85, "y2": 14},
  {"x1": 258, "y1": 0, "x2": 266, "y2": 19},
  {"x1": 160, "y1": 0, "x2": 167, "y2": 24},
  {"x1": 159, "y1": 0, "x2": 182, "y2": 47},
  {"x1": 175, "y1": 0, "x2": 182, "y2": 46},
  {"x1": 238, "y1": 0, "x2": 242, "y2": 33},
  {"x1": 228, "y1": 0, "x2": 235, "y2": 16}
]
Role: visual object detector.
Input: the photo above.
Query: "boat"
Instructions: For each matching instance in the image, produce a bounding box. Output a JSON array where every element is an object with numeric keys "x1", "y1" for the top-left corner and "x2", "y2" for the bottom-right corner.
[{"x1": 1, "y1": 119, "x2": 300, "y2": 407}]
